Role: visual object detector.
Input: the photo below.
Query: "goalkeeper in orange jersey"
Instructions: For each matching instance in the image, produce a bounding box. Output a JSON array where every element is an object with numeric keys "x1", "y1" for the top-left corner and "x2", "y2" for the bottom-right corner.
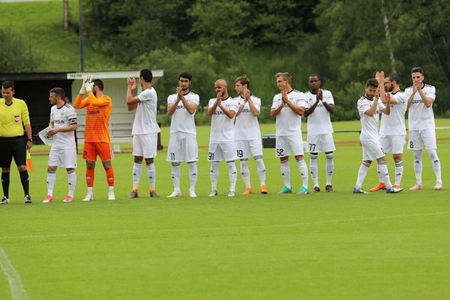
[{"x1": 74, "y1": 75, "x2": 115, "y2": 201}]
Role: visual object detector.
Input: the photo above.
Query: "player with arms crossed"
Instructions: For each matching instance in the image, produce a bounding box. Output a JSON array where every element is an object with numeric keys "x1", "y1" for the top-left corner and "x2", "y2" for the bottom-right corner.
[
  {"x1": 166, "y1": 71, "x2": 199, "y2": 198},
  {"x1": 207, "y1": 79, "x2": 239, "y2": 197},
  {"x1": 127, "y1": 69, "x2": 161, "y2": 198},
  {"x1": 370, "y1": 73, "x2": 407, "y2": 192},
  {"x1": 234, "y1": 76, "x2": 268, "y2": 195},
  {"x1": 270, "y1": 72, "x2": 309, "y2": 195},
  {"x1": 74, "y1": 75, "x2": 115, "y2": 201},
  {"x1": 43, "y1": 88, "x2": 78, "y2": 203},
  {"x1": 353, "y1": 73, "x2": 402, "y2": 194},
  {"x1": 405, "y1": 67, "x2": 442, "y2": 190},
  {"x1": 304, "y1": 74, "x2": 335, "y2": 193}
]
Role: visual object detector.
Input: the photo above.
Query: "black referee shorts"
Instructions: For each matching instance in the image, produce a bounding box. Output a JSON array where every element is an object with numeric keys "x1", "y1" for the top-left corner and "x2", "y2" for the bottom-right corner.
[{"x1": 0, "y1": 136, "x2": 27, "y2": 168}]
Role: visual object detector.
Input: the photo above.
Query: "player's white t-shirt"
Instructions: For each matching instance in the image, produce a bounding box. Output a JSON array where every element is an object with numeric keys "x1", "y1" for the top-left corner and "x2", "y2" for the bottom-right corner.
[
  {"x1": 304, "y1": 89, "x2": 334, "y2": 135},
  {"x1": 379, "y1": 91, "x2": 407, "y2": 136},
  {"x1": 405, "y1": 84, "x2": 436, "y2": 131},
  {"x1": 167, "y1": 91, "x2": 199, "y2": 135},
  {"x1": 234, "y1": 95, "x2": 261, "y2": 141},
  {"x1": 357, "y1": 96, "x2": 385, "y2": 141},
  {"x1": 271, "y1": 89, "x2": 307, "y2": 136},
  {"x1": 50, "y1": 104, "x2": 77, "y2": 149},
  {"x1": 209, "y1": 97, "x2": 239, "y2": 141},
  {"x1": 132, "y1": 87, "x2": 161, "y2": 135}
]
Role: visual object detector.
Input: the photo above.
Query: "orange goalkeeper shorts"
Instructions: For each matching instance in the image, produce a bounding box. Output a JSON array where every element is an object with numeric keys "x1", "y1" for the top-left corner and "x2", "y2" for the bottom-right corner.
[{"x1": 83, "y1": 142, "x2": 113, "y2": 161}]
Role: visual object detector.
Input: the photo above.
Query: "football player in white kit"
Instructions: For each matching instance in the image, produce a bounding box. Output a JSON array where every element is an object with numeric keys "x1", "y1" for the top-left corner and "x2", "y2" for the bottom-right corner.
[
  {"x1": 43, "y1": 87, "x2": 78, "y2": 203},
  {"x1": 304, "y1": 74, "x2": 335, "y2": 193},
  {"x1": 207, "y1": 79, "x2": 239, "y2": 197},
  {"x1": 234, "y1": 76, "x2": 268, "y2": 195},
  {"x1": 126, "y1": 69, "x2": 161, "y2": 198},
  {"x1": 370, "y1": 73, "x2": 408, "y2": 192},
  {"x1": 405, "y1": 67, "x2": 442, "y2": 190},
  {"x1": 270, "y1": 72, "x2": 309, "y2": 195},
  {"x1": 166, "y1": 71, "x2": 199, "y2": 198},
  {"x1": 353, "y1": 73, "x2": 402, "y2": 194}
]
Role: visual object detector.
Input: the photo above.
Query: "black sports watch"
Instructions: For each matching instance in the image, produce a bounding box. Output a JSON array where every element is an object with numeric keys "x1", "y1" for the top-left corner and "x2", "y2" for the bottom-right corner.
[{"x1": 27, "y1": 138, "x2": 33, "y2": 142}]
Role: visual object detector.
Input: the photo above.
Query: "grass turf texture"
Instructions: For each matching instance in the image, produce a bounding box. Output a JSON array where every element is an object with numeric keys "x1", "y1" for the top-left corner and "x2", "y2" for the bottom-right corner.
[
  {"x1": 0, "y1": 0, "x2": 119, "y2": 71},
  {"x1": 1, "y1": 121, "x2": 450, "y2": 299}
]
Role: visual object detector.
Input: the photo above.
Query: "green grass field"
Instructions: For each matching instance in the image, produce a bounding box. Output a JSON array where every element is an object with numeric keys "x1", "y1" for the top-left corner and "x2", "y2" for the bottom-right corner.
[{"x1": 1, "y1": 121, "x2": 450, "y2": 300}]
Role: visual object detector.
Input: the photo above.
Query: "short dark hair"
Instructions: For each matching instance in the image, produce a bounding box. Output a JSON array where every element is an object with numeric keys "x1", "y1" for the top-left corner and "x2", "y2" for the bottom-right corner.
[
  {"x1": 387, "y1": 73, "x2": 400, "y2": 84},
  {"x1": 235, "y1": 76, "x2": 250, "y2": 88},
  {"x1": 92, "y1": 79, "x2": 104, "y2": 91},
  {"x1": 2, "y1": 81, "x2": 14, "y2": 90},
  {"x1": 50, "y1": 87, "x2": 65, "y2": 98},
  {"x1": 411, "y1": 67, "x2": 424, "y2": 74},
  {"x1": 365, "y1": 78, "x2": 379, "y2": 88},
  {"x1": 178, "y1": 71, "x2": 192, "y2": 81},
  {"x1": 140, "y1": 69, "x2": 153, "y2": 83}
]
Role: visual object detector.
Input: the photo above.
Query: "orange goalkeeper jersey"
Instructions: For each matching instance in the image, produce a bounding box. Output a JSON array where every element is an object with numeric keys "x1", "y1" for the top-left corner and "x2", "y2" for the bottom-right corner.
[{"x1": 74, "y1": 92, "x2": 112, "y2": 143}]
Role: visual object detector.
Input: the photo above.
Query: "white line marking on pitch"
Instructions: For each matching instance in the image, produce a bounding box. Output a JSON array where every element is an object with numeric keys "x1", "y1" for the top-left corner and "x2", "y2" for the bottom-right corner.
[
  {"x1": 0, "y1": 247, "x2": 29, "y2": 300},
  {"x1": 0, "y1": 210, "x2": 449, "y2": 241}
]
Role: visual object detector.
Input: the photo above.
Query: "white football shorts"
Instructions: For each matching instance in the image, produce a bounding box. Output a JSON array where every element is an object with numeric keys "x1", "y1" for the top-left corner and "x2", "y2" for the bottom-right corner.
[
  {"x1": 133, "y1": 133, "x2": 158, "y2": 158},
  {"x1": 306, "y1": 133, "x2": 335, "y2": 153},
  {"x1": 275, "y1": 134, "x2": 304, "y2": 157},
  {"x1": 166, "y1": 132, "x2": 198, "y2": 162}
]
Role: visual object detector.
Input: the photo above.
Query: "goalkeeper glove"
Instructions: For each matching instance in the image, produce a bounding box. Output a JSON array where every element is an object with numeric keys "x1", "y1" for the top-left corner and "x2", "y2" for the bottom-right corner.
[
  {"x1": 79, "y1": 78, "x2": 86, "y2": 94},
  {"x1": 84, "y1": 74, "x2": 93, "y2": 93}
]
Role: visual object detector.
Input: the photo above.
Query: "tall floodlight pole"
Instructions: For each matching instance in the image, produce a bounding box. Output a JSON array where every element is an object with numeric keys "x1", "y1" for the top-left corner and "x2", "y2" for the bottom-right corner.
[
  {"x1": 79, "y1": 0, "x2": 85, "y2": 72},
  {"x1": 63, "y1": 0, "x2": 69, "y2": 30}
]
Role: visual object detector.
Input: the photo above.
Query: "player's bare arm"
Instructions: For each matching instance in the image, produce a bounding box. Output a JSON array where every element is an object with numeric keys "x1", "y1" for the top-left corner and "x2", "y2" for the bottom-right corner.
[
  {"x1": 304, "y1": 90, "x2": 321, "y2": 117},
  {"x1": 178, "y1": 87, "x2": 197, "y2": 115},
  {"x1": 24, "y1": 124, "x2": 33, "y2": 150},
  {"x1": 47, "y1": 123, "x2": 78, "y2": 136},
  {"x1": 245, "y1": 89, "x2": 260, "y2": 117},
  {"x1": 167, "y1": 88, "x2": 182, "y2": 116},
  {"x1": 126, "y1": 78, "x2": 139, "y2": 111},
  {"x1": 236, "y1": 103, "x2": 245, "y2": 116},
  {"x1": 388, "y1": 94, "x2": 399, "y2": 104},
  {"x1": 284, "y1": 98, "x2": 305, "y2": 116},
  {"x1": 167, "y1": 101, "x2": 178, "y2": 116},
  {"x1": 377, "y1": 71, "x2": 389, "y2": 115},
  {"x1": 270, "y1": 96, "x2": 285, "y2": 117},
  {"x1": 317, "y1": 88, "x2": 334, "y2": 113},
  {"x1": 208, "y1": 93, "x2": 221, "y2": 116},
  {"x1": 236, "y1": 102, "x2": 245, "y2": 117},
  {"x1": 365, "y1": 99, "x2": 379, "y2": 116},
  {"x1": 270, "y1": 91, "x2": 287, "y2": 117},
  {"x1": 280, "y1": 90, "x2": 303, "y2": 115},
  {"x1": 416, "y1": 83, "x2": 433, "y2": 108},
  {"x1": 365, "y1": 86, "x2": 379, "y2": 116},
  {"x1": 381, "y1": 93, "x2": 391, "y2": 115},
  {"x1": 270, "y1": 105, "x2": 283, "y2": 117},
  {"x1": 218, "y1": 99, "x2": 236, "y2": 119},
  {"x1": 406, "y1": 84, "x2": 417, "y2": 110}
]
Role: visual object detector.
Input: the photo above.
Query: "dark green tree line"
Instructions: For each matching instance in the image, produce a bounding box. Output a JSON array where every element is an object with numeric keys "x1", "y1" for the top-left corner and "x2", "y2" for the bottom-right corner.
[{"x1": 79, "y1": 0, "x2": 450, "y2": 119}]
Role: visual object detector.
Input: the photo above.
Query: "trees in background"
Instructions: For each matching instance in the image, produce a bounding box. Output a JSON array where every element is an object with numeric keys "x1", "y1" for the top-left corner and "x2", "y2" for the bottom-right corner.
[
  {"x1": 1, "y1": 0, "x2": 442, "y2": 119},
  {"x1": 313, "y1": 0, "x2": 450, "y2": 118}
]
